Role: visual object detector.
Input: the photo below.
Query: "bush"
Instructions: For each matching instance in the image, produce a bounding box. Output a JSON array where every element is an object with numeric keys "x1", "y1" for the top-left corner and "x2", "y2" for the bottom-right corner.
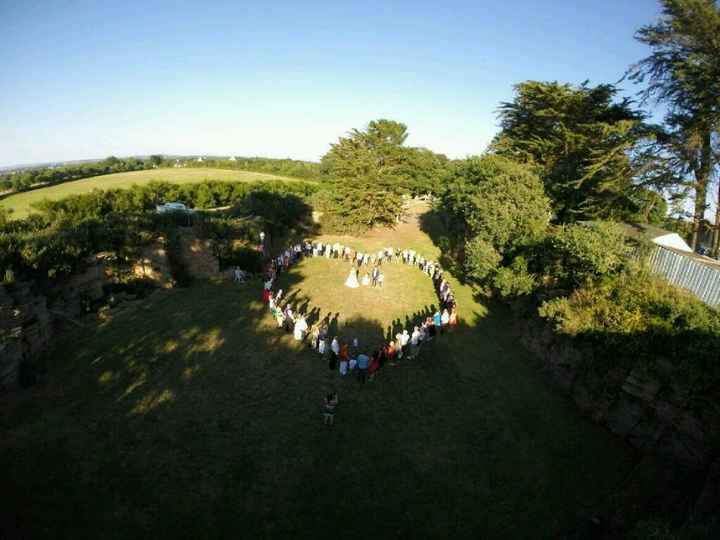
[
  {"x1": 164, "y1": 229, "x2": 193, "y2": 287},
  {"x1": 538, "y1": 269, "x2": 720, "y2": 389},
  {"x1": 464, "y1": 237, "x2": 501, "y2": 281},
  {"x1": 218, "y1": 246, "x2": 264, "y2": 273},
  {"x1": 492, "y1": 256, "x2": 537, "y2": 297},
  {"x1": 442, "y1": 155, "x2": 550, "y2": 254},
  {"x1": 548, "y1": 221, "x2": 630, "y2": 287}
]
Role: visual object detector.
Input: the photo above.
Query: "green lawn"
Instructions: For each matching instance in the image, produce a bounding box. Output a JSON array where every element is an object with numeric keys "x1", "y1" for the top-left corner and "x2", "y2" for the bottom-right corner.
[
  {"x1": 0, "y1": 168, "x2": 299, "y2": 219},
  {"x1": 0, "y1": 208, "x2": 638, "y2": 539}
]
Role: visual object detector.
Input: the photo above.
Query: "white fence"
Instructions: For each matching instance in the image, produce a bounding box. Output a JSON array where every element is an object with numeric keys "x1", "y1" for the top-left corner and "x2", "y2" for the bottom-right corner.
[{"x1": 647, "y1": 246, "x2": 720, "y2": 308}]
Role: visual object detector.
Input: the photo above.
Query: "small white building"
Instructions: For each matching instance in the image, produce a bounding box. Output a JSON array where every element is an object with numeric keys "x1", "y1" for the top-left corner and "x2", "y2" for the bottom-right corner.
[
  {"x1": 228, "y1": 156, "x2": 237, "y2": 162},
  {"x1": 196, "y1": 156, "x2": 204, "y2": 163}
]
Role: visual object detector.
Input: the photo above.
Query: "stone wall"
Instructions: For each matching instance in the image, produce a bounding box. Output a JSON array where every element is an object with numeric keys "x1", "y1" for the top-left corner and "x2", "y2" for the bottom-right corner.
[
  {"x1": 0, "y1": 249, "x2": 171, "y2": 391},
  {"x1": 521, "y1": 321, "x2": 719, "y2": 470}
]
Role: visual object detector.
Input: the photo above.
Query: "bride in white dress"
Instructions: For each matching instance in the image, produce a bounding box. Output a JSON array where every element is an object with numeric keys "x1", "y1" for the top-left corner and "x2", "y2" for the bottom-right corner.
[{"x1": 344, "y1": 267, "x2": 360, "y2": 288}]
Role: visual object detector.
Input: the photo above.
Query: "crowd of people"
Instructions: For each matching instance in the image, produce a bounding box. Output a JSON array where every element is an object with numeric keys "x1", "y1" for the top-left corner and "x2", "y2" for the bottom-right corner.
[
  {"x1": 257, "y1": 239, "x2": 460, "y2": 424},
  {"x1": 263, "y1": 240, "x2": 458, "y2": 426}
]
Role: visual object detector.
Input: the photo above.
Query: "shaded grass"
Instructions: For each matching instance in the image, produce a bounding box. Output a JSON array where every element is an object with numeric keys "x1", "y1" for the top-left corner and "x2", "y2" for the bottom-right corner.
[
  {"x1": 0, "y1": 168, "x2": 299, "y2": 219},
  {"x1": 1, "y1": 207, "x2": 639, "y2": 539}
]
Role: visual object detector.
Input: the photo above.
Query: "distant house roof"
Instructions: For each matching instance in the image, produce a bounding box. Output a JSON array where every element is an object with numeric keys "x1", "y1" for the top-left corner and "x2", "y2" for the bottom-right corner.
[{"x1": 617, "y1": 223, "x2": 693, "y2": 253}]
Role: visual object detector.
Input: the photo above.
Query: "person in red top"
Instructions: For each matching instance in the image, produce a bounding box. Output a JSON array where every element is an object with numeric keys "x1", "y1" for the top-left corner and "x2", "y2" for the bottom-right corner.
[{"x1": 368, "y1": 350, "x2": 380, "y2": 380}]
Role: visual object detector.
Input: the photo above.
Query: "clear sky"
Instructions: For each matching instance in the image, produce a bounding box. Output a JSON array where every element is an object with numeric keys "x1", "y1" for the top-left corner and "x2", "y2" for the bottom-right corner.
[{"x1": 0, "y1": 0, "x2": 663, "y2": 167}]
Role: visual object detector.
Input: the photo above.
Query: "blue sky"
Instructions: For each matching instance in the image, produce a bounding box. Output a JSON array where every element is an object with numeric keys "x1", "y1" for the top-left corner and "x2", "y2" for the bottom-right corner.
[{"x1": 0, "y1": 0, "x2": 663, "y2": 167}]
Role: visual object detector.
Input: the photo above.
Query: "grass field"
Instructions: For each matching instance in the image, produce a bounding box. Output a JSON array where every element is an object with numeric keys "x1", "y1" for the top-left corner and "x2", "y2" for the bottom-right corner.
[
  {"x1": 0, "y1": 168, "x2": 298, "y2": 219},
  {"x1": 0, "y1": 206, "x2": 639, "y2": 539}
]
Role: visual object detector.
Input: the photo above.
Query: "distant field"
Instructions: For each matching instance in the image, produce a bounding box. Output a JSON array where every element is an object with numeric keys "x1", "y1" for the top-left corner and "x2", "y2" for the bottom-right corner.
[{"x1": 0, "y1": 168, "x2": 299, "y2": 219}]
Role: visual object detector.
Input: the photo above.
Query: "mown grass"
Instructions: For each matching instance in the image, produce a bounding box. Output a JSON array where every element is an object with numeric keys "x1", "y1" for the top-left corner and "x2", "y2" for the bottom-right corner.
[
  {"x1": 0, "y1": 168, "x2": 299, "y2": 219},
  {"x1": 0, "y1": 207, "x2": 638, "y2": 539}
]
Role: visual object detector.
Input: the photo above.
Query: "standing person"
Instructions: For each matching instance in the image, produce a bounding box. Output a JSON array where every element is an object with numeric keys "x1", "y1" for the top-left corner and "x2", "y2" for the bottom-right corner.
[
  {"x1": 371, "y1": 265, "x2": 380, "y2": 287},
  {"x1": 293, "y1": 315, "x2": 308, "y2": 341},
  {"x1": 377, "y1": 272, "x2": 384, "y2": 288},
  {"x1": 311, "y1": 325, "x2": 320, "y2": 350},
  {"x1": 449, "y1": 309, "x2": 458, "y2": 332},
  {"x1": 368, "y1": 350, "x2": 380, "y2": 380},
  {"x1": 323, "y1": 392, "x2": 338, "y2": 426},
  {"x1": 318, "y1": 336, "x2": 327, "y2": 356},
  {"x1": 356, "y1": 352, "x2": 369, "y2": 383},
  {"x1": 410, "y1": 326, "x2": 421, "y2": 358},
  {"x1": 400, "y1": 329, "x2": 410, "y2": 357},
  {"x1": 433, "y1": 310, "x2": 442, "y2": 335},
  {"x1": 441, "y1": 309, "x2": 450, "y2": 331},
  {"x1": 339, "y1": 355, "x2": 349, "y2": 376}
]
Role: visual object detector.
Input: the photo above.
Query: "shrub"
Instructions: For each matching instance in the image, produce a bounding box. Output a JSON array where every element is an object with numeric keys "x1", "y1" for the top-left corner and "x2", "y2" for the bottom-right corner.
[
  {"x1": 548, "y1": 221, "x2": 630, "y2": 287},
  {"x1": 164, "y1": 229, "x2": 193, "y2": 287},
  {"x1": 492, "y1": 256, "x2": 537, "y2": 297},
  {"x1": 464, "y1": 237, "x2": 501, "y2": 281},
  {"x1": 218, "y1": 246, "x2": 264, "y2": 273}
]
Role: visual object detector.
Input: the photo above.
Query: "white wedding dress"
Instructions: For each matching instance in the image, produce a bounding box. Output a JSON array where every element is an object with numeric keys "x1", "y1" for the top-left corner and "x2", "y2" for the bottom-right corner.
[{"x1": 345, "y1": 268, "x2": 360, "y2": 288}]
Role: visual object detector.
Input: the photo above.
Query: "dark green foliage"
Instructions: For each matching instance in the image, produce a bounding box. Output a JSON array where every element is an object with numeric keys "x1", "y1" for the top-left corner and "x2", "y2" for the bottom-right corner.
[
  {"x1": 163, "y1": 229, "x2": 193, "y2": 287},
  {"x1": 0, "y1": 181, "x2": 315, "y2": 284},
  {"x1": 491, "y1": 81, "x2": 651, "y2": 222},
  {"x1": 539, "y1": 268, "x2": 720, "y2": 393},
  {"x1": 492, "y1": 256, "x2": 537, "y2": 298},
  {"x1": 313, "y1": 179, "x2": 403, "y2": 233},
  {"x1": 628, "y1": 0, "x2": 720, "y2": 251},
  {"x1": 440, "y1": 155, "x2": 550, "y2": 289},
  {"x1": 547, "y1": 222, "x2": 631, "y2": 287},
  {"x1": 463, "y1": 237, "x2": 501, "y2": 281},
  {"x1": 232, "y1": 190, "x2": 312, "y2": 237},
  {"x1": 320, "y1": 119, "x2": 449, "y2": 195},
  {"x1": 217, "y1": 246, "x2": 263, "y2": 273},
  {"x1": 442, "y1": 155, "x2": 551, "y2": 252}
]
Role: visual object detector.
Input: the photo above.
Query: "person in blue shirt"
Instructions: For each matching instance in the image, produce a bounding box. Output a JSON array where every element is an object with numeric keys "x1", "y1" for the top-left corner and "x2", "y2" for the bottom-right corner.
[
  {"x1": 433, "y1": 310, "x2": 442, "y2": 335},
  {"x1": 356, "y1": 353, "x2": 370, "y2": 383}
]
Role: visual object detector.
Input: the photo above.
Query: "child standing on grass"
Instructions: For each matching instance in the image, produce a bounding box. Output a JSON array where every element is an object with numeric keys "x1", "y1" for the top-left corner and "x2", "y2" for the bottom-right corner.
[{"x1": 323, "y1": 392, "x2": 338, "y2": 426}]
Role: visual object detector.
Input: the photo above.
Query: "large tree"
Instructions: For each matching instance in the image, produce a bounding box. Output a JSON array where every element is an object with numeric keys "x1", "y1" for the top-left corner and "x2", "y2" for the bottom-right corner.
[
  {"x1": 628, "y1": 0, "x2": 720, "y2": 252},
  {"x1": 441, "y1": 155, "x2": 551, "y2": 282},
  {"x1": 491, "y1": 81, "x2": 651, "y2": 223},
  {"x1": 321, "y1": 119, "x2": 448, "y2": 195}
]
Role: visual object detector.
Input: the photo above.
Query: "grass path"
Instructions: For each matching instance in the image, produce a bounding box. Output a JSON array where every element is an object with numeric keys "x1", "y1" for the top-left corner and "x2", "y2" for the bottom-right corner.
[
  {"x1": 0, "y1": 205, "x2": 637, "y2": 539},
  {"x1": 0, "y1": 168, "x2": 299, "y2": 218}
]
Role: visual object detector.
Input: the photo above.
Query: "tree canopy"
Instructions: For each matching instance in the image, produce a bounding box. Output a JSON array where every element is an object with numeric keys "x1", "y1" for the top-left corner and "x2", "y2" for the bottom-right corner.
[
  {"x1": 491, "y1": 81, "x2": 652, "y2": 223},
  {"x1": 320, "y1": 119, "x2": 448, "y2": 195},
  {"x1": 627, "y1": 0, "x2": 720, "y2": 252}
]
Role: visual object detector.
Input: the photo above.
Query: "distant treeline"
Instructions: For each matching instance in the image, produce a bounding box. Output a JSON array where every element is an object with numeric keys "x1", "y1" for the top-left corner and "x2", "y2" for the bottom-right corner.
[
  {"x1": 0, "y1": 156, "x2": 161, "y2": 194},
  {"x1": 181, "y1": 157, "x2": 323, "y2": 180}
]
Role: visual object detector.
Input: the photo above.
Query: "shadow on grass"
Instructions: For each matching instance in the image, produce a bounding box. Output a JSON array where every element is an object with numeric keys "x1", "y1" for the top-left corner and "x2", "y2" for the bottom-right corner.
[{"x1": 1, "y1": 261, "x2": 654, "y2": 539}]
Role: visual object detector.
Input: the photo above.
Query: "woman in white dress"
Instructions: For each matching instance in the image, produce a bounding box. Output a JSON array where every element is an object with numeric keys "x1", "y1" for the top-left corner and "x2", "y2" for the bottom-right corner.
[{"x1": 345, "y1": 267, "x2": 360, "y2": 288}]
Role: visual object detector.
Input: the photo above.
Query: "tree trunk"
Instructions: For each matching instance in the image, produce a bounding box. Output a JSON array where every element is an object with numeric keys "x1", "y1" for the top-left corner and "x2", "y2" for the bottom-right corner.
[
  {"x1": 712, "y1": 185, "x2": 720, "y2": 258},
  {"x1": 690, "y1": 129, "x2": 713, "y2": 252}
]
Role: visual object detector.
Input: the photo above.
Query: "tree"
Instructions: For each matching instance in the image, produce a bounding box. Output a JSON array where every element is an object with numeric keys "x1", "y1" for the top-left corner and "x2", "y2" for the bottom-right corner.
[
  {"x1": 491, "y1": 81, "x2": 650, "y2": 222},
  {"x1": 321, "y1": 119, "x2": 448, "y2": 194},
  {"x1": 441, "y1": 155, "x2": 550, "y2": 285},
  {"x1": 627, "y1": 0, "x2": 720, "y2": 252},
  {"x1": 442, "y1": 155, "x2": 551, "y2": 253},
  {"x1": 149, "y1": 155, "x2": 164, "y2": 167}
]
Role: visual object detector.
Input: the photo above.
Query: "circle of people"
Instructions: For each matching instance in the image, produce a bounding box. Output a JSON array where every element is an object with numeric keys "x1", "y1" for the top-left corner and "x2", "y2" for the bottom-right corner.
[{"x1": 259, "y1": 240, "x2": 459, "y2": 384}]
